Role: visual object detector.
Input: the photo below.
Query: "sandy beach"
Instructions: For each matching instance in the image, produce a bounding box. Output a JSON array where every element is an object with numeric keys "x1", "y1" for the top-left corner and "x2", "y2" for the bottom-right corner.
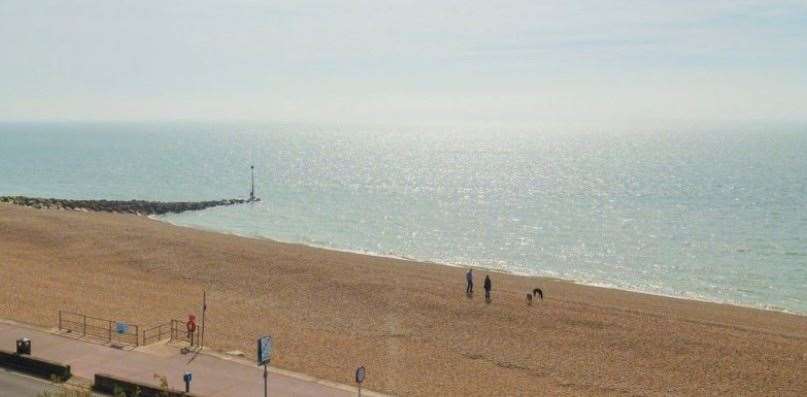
[{"x1": 1, "y1": 203, "x2": 806, "y2": 396}]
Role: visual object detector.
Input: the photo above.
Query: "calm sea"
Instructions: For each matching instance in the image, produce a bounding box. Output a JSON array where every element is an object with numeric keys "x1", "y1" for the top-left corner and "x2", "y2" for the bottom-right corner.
[{"x1": 1, "y1": 122, "x2": 805, "y2": 313}]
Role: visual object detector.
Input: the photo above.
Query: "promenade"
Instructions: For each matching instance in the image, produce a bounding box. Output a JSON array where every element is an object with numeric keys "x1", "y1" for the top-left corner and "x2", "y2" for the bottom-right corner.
[
  {"x1": 0, "y1": 320, "x2": 380, "y2": 396},
  {"x1": 0, "y1": 369, "x2": 59, "y2": 396}
]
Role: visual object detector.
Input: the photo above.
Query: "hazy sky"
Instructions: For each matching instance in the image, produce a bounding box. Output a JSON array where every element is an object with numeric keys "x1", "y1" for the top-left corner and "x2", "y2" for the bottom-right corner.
[{"x1": 2, "y1": 1, "x2": 806, "y2": 126}]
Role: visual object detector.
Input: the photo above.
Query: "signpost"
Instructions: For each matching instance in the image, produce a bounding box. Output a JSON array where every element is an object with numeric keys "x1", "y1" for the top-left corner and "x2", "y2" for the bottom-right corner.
[
  {"x1": 257, "y1": 336, "x2": 273, "y2": 397},
  {"x1": 355, "y1": 366, "x2": 366, "y2": 397},
  {"x1": 183, "y1": 372, "x2": 192, "y2": 393}
]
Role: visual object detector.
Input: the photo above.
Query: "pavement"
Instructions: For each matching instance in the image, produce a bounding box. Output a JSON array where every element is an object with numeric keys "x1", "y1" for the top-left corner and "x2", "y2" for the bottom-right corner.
[
  {"x1": 0, "y1": 320, "x2": 383, "y2": 396},
  {"x1": 0, "y1": 368, "x2": 58, "y2": 396},
  {"x1": 0, "y1": 368, "x2": 104, "y2": 396}
]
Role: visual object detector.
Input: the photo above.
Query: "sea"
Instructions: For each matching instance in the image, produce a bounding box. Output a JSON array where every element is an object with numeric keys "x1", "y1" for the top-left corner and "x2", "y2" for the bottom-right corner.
[{"x1": 1, "y1": 122, "x2": 805, "y2": 314}]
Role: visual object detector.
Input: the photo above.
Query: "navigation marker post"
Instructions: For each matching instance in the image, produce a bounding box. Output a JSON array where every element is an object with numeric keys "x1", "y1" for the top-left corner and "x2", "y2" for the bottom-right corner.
[
  {"x1": 258, "y1": 335, "x2": 273, "y2": 397},
  {"x1": 250, "y1": 164, "x2": 255, "y2": 201},
  {"x1": 355, "y1": 366, "x2": 366, "y2": 397}
]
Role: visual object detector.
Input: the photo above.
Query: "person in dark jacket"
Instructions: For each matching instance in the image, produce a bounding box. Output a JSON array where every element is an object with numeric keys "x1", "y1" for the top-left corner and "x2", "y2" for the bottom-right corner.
[
  {"x1": 484, "y1": 275, "x2": 492, "y2": 303},
  {"x1": 465, "y1": 269, "x2": 474, "y2": 295}
]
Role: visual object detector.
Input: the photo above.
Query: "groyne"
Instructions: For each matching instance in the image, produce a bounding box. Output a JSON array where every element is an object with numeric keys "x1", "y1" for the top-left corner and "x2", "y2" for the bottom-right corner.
[{"x1": 0, "y1": 196, "x2": 251, "y2": 215}]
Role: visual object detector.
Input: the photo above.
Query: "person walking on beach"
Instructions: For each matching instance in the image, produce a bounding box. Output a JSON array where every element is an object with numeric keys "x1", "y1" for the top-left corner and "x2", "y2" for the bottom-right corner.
[
  {"x1": 484, "y1": 275, "x2": 492, "y2": 303},
  {"x1": 466, "y1": 269, "x2": 474, "y2": 295}
]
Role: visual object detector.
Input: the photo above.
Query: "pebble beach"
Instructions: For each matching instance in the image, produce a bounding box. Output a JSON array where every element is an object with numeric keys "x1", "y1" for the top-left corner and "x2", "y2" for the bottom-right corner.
[{"x1": 2, "y1": 203, "x2": 806, "y2": 396}]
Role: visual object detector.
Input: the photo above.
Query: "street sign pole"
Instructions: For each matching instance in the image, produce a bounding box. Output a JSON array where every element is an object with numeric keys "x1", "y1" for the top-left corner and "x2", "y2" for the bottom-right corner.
[
  {"x1": 183, "y1": 372, "x2": 192, "y2": 394},
  {"x1": 355, "y1": 366, "x2": 366, "y2": 397},
  {"x1": 263, "y1": 362, "x2": 268, "y2": 397},
  {"x1": 258, "y1": 336, "x2": 273, "y2": 397}
]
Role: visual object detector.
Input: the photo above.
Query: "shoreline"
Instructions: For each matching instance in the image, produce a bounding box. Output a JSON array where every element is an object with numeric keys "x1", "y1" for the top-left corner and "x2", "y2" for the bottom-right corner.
[
  {"x1": 3, "y1": 203, "x2": 807, "y2": 396},
  {"x1": 154, "y1": 213, "x2": 803, "y2": 318},
  {"x1": 5, "y1": 196, "x2": 798, "y2": 316}
]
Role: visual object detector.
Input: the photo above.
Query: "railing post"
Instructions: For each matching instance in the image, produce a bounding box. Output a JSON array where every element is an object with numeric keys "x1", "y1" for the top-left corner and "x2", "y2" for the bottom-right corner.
[
  {"x1": 58, "y1": 311, "x2": 62, "y2": 330},
  {"x1": 108, "y1": 321, "x2": 112, "y2": 343},
  {"x1": 83, "y1": 314, "x2": 87, "y2": 336}
]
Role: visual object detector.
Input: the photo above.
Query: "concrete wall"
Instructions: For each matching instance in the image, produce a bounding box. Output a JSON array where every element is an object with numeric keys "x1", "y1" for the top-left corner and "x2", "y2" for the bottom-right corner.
[
  {"x1": 0, "y1": 349, "x2": 72, "y2": 381},
  {"x1": 94, "y1": 373, "x2": 203, "y2": 397}
]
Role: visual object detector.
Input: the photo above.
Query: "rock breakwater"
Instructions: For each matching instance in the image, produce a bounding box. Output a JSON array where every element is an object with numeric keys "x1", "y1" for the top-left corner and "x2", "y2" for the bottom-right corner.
[{"x1": 0, "y1": 196, "x2": 251, "y2": 215}]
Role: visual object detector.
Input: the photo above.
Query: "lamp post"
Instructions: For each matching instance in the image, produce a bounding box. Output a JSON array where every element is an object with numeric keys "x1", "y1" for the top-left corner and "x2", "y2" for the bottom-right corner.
[{"x1": 200, "y1": 290, "x2": 206, "y2": 348}]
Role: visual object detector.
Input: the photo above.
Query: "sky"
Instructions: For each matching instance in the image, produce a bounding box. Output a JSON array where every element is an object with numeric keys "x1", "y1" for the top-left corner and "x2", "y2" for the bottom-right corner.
[{"x1": 1, "y1": 0, "x2": 806, "y2": 127}]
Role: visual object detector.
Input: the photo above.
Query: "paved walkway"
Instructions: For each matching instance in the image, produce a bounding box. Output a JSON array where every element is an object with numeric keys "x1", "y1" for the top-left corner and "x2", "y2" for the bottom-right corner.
[
  {"x1": 0, "y1": 368, "x2": 59, "y2": 396},
  {"x1": 0, "y1": 320, "x2": 380, "y2": 397},
  {"x1": 0, "y1": 368, "x2": 105, "y2": 397}
]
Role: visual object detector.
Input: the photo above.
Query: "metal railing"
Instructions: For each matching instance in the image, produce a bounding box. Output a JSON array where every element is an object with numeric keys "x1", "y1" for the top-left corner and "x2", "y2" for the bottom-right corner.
[
  {"x1": 142, "y1": 321, "x2": 172, "y2": 345},
  {"x1": 169, "y1": 319, "x2": 203, "y2": 346},
  {"x1": 58, "y1": 310, "x2": 140, "y2": 347},
  {"x1": 57, "y1": 310, "x2": 205, "y2": 347},
  {"x1": 141, "y1": 319, "x2": 204, "y2": 346}
]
